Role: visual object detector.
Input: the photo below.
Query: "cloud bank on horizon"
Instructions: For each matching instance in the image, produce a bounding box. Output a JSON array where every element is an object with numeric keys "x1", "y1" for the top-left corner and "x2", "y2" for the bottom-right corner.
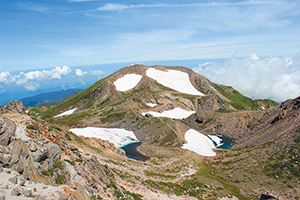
[
  {"x1": 0, "y1": 66, "x2": 105, "y2": 92},
  {"x1": 194, "y1": 52, "x2": 300, "y2": 102}
]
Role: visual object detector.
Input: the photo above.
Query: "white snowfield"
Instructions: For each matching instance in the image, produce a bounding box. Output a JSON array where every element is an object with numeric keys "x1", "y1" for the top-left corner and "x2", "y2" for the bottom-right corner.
[
  {"x1": 146, "y1": 103, "x2": 158, "y2": 107},
  {"x1": 182, "y1": 129, "x2": 217, "y2": 156},
  {"x1": 114, "y1": 74, "x2": 143, "y2": 92},
  {"x1": 69, "y1": 127, "x2": 139, "y2": 148},
  {"x1": 207, "y1": 134, "x2": 223, "y2": 147},
  {"x1": 146, "y1": 68, "x2": 204, "y2": 96},
  {"x1": 54, "y1": 108, "x2": 77, "y2": 118},
  {"x1": 142, "y1": 107, "x2": 195, "y2": 119}
]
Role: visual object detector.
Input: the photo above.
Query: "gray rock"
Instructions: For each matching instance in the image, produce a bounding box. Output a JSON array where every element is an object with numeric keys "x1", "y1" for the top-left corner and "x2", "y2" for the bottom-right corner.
[
  {"x1": 29, "y1": 141, "x2": 38, "y2": 152},
  {"x1": 9, "y1": 154, "x2": 19, "y2": 166},
  {"x1": 8, "y1": 140, "x2": 29, "y2": 159},
  {"x1": 0, "y1": 164, "x2": 3, "y2": 172},
  {"x1": 22, "y1": 189, "x2": 32, "y2": 197},
  {"x1": 3, "y1": 185, "x2": 9, "y2": 189},
  {"x1": 0, "y1": 146, "x2": 9, "y2": 154},
  {"x1": 260, "y1": 190, "x2": 283, "y2": 200},
  {"x1": 18, "y1": 176, "x2": 26, "y2": 186},
  {"x1": 0, "y1": 116, "x2": 16, "y2": 146},
  {"x1": 45, "y1": 143, "x2": 61, "y2": 168},
  {"x1": 11, "y1": 187, "x2": 21, "y2": 196},
  {"x1": 12, "y1": 162, "x2": 24, "y2": 174},
  {"x1": 31, "y1": 147, "x2": 48, "y2": 162},
  {"x1": 8, "y1": 176, "x2": 18, "y2": 184},
  {"x1": 0, "y1": 153, "x2": 10, "y2": 167},
  {"x1": 1, "y1": 100, "x2": 25, "y2": 113},
  {"x1": 0, "y1": 194, "x2": 5, "y2": 200}
]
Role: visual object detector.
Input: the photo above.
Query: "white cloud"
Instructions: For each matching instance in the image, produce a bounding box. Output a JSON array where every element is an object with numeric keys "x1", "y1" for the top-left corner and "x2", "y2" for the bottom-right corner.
[
  {"x1": 193, "y1": 52, "x2": 300, "y2": 102},
  {"x1": 90, "y1": 70, "x2": 105, "y2": 76},
  {"x1": 97, "y1": 1, "x2": 292, "y2": 11},
  {"x1": 76, "y1": 69, "x2": 88, "y2": 76},
  {"x1": 14, "y1": 66, "x2": 72, "y2": 91},
  {"x1": 0, "y1": 71, "x2": 12, "y2": 83},
  {"x1": 24, "y1": 84, "x2": 39, "y2": 91}
]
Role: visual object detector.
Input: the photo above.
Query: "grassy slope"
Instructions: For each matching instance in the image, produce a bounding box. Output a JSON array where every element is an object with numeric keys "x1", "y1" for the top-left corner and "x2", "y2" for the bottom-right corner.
[{"x1": 212, "y1": 83, "x2": 278, "y2": 110}]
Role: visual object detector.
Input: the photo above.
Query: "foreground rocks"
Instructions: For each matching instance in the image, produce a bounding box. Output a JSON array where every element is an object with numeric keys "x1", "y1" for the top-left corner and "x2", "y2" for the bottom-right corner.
[
  {"x1": 1, "y1": 100, "x2": 25, "y2": 113},
  {"x1": 260, "y1": 191, "x2": 288, "y2": 200},
  {"x1": 0, "y1": 114, "x2": 16, "y2": 146}
]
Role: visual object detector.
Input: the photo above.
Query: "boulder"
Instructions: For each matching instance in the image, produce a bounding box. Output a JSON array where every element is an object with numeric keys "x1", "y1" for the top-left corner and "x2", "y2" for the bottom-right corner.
[
  {"x1": 11, "y1": 187, "x2": 22, "y2": 196},
  {"x1": 28, "y1": 140, "x2": 38, "y2": 152},
  {"x1": 8, "y1": 140, "x2": 29, "y2": 159},
  {"x1": 260, "y1": 191, "x2": 287, "y2": 200},
  {"x1": 0, "y1": 115, "x2": 16, "y2": 146},
  {"x1": 22, "y1": 189, "x2": 32, "y2": 197},
  {"x1": 0, "y1": 153, "x2": 10, "y2": 167},
  {"x1": 8, "y1": 176, "x2": 18, "y2": 184},
  {"x1": 1, "y1": 100, "x2": 25, "y2": 113},
  {"x1": 45, "y1": 143, "x2": 61, "y2": 168},
  {"x1": 0, "y1": 145, "x2": 9, "y2": 154}
]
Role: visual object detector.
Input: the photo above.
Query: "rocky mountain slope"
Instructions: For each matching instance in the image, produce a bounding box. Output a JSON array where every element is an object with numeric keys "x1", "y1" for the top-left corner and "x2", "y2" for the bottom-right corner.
[
  {"x1": 39, "y1": 65, "x2": 277, "y2": 148},
  {"x1": 0, "y1": 65, "x2": 298, "y2": 200}
]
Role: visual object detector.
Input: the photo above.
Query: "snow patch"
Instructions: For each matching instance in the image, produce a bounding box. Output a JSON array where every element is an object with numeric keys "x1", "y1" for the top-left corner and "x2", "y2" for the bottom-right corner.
[
  {"x1": 69, "y1": 127, "x2": 138, "y2": 148},
  {"x1": 142, "y1": 107, "x2": 195, "y2": 119},
  {"x1": 146, "y1": 68, "x2": 204, "y2": 96},
  {"x1": 146, "y1": 103, "x2": 157, "y2": 107},
  {"x1": 114, "y1": 74, "x2": 143, "y2": 92},
  {"x1": 207, "y1": 134, "x2": 223, "y2": 147},
  {"x1": 54, "y1": 108, "x2": 77, "y2": 118},
  {"x1": 182, "y1": 129, "x2": 216, "y2": 156}
]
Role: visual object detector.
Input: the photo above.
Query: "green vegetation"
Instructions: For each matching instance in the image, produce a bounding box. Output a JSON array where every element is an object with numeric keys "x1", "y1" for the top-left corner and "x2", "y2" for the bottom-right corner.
[
  {"x1": 197, "y1": 165, "x2": 247, "y2": 200},
  {"x1": 41, "y1": 170, "x2": 50, "y2": 176},
  {"x1": 64, "y1": 159, "x2": 75, "y2": 166},
  {"x1": 48, "y1": 125, "x2": 62, "y2": 132},
  {"x1": 107, "y1": 178, "x2": 118, "y2": 190},
  {"x1": 27, "y1": 106, "x2": 51, "y2": 116},
  {"x1": 263, "y1": 136, "x2": 300, "y2": 180},
  {"x1": 40, "y1": 78, "x2": 105, "y2": 119},
  {"x1": 55, "y1": 173, "x2": 66, "y2": 185},
  {"x1": 64, "y1": 133, "x2": 71, "y2": 141},
  {"x1": 124, "y1": 190, "x2": 143, "y2": 200},
  {"x1": 26, "y1": 124, "x2": 39, "y2": 131},
  {"x1": 212, "y1": 83, "x2": 277, "y2": 110},
  {"x1": 48, "y1": 161, "x2": 64, "y2": 176},
  {"x1": 143, "y1": 177, "x2": 204, "y2": 197},
  {"x1": 144, "y1": 170, "x2": 177, "y2": 179}
]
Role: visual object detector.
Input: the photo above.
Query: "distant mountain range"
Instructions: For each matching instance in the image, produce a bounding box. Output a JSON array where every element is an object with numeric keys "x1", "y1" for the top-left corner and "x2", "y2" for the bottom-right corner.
[{"x1": 20, "y1": 89, "x2": 82, "y2": 107}]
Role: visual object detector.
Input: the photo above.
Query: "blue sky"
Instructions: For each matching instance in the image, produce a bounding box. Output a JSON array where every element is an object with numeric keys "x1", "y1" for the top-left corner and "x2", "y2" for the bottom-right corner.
[
  {"x1": 1, "y1": 0, "x2": 299, "y2": 71},
  {"x1": 0, "y1": 0, "x2": 300, "y2": 104}
]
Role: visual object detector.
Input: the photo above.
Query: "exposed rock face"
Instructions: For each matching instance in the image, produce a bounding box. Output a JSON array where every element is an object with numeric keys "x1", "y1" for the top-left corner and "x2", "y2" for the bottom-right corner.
[
  {"x1": 0, "y1": 114, "x2": 16, "y2": 146},
  {"x1": 237, "y1": 96, "x2": 300, "y2": 147},
  {"x1": 260, "y1": 190, "x2": 287, "y2": 200},
  {"x1": 1, "y1": 100, "x2": 25, "y2": 113},
  {"x1": 197, "y1": 95, "x2": 230, "y2": 111},
  {"x1": 5, "y1": 138, "x2": 62, "y2": 180}
]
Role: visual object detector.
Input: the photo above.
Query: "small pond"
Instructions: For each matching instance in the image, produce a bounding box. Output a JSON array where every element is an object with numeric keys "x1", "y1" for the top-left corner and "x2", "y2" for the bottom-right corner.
[
  {"x1": 211, "y1": 135, "x2": 233, "y2": 149},
  {"x1": 120, "y1": 142, "x2": 150, "y2": 161}
]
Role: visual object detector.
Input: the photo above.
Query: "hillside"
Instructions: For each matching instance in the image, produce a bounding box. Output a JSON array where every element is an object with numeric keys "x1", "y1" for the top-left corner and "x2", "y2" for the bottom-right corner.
[
  {"x1": 21, "y1": 89, "x2": 82, "y2": 107},
  {"x1": 39, "y1": 65, "x2": 277, "y2": 148},
  {"x1": 1, "y1": 65, "x2": 298, "y2": 200}
]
